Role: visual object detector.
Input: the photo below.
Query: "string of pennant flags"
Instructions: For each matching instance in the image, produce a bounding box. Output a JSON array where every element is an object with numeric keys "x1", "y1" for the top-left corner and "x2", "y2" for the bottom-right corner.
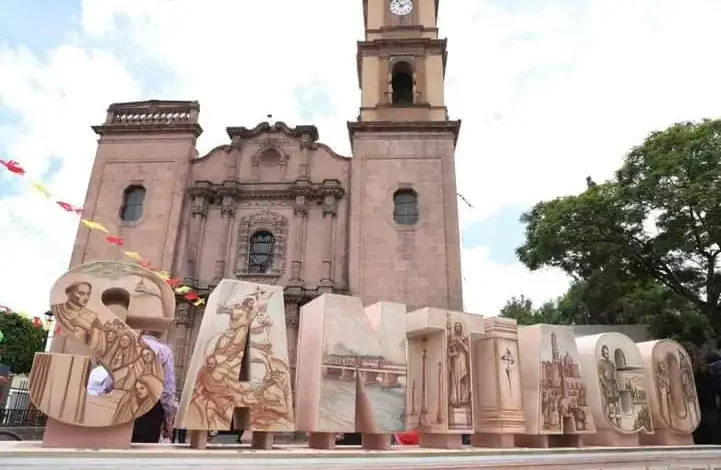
[{"x1": 0, "y1": 158, "x2": 206, "y2": 333}]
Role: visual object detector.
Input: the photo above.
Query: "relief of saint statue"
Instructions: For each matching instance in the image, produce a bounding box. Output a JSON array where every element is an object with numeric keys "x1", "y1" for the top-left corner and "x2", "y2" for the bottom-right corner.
[{"x1": 447, "y1": 320, "x2": 471, "y2": 408}]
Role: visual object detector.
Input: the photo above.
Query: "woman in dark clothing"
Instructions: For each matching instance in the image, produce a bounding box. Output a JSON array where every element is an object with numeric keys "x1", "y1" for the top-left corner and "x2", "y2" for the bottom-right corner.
[
  {"x1": 132, "y1": 401, "x2": 165, "y2": 443},
  {"x1": 693, "y1": 352, "x2": 721, "y2": 444}
]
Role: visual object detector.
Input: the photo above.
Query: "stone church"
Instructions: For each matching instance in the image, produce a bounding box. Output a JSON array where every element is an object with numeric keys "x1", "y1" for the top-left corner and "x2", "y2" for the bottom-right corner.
[{"x1": 60, "y1": 0, "x2": 463, "y2": 394}]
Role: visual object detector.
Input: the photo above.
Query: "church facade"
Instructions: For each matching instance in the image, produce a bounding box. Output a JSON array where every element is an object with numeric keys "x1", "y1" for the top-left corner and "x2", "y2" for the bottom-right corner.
[{"x1": 60, "y1": 0, "x2": 463, "y2": 393}]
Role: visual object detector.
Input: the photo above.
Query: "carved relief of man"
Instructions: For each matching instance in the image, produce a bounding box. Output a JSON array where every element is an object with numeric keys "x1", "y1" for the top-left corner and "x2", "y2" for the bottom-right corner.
[
  {"x1": 213, "y1": 297, "x2": 260, "y2": 364},
  {"x1": 191, "y1": 355, "x2": 253, "y2": 429},
  {"x1": 51, "y1": 281, "x2": 103, "y2": 353},
  {"x1": 447, "y1": 321, "x2": 470, "y2": 407},
  {"x1": 597, "y1": 345, "x2": 618, "y2": 413},
  {"x1": 679, "y1": 350, "x2": 698, "y2": 423}
]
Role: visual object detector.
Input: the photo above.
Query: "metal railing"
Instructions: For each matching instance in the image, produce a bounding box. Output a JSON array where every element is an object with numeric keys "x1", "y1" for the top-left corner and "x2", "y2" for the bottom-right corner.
[{"x1": 0, "y1": 380, "x2": 47, "y2": 428}]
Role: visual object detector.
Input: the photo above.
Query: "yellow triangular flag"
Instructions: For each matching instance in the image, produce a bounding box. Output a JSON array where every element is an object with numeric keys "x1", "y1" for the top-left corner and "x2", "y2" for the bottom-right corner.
[
  {"x1": 30, "y1": 182, "x2": 51, "y2": 198},
  {"x1": 192, "y1": 298, "x2": 206, "y2": 307},
  {"x1": 123, "y1": 251, "x2": 142, "y2": 260},
  {"x1": 80, "y1": 219, "x2": 109, "y2": 233},
  {"x1": 156, "y1": 271, "x2": 171, "y2": 281},
  {"x1": 175, "y1": 286, "x2": 191, "y2": 295}
]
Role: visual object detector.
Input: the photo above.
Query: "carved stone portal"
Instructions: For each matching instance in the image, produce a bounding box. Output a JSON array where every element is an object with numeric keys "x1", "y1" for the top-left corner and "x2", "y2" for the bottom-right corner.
[{"x1": 235, "y1": 210, "x2": 289, "y2": 277}]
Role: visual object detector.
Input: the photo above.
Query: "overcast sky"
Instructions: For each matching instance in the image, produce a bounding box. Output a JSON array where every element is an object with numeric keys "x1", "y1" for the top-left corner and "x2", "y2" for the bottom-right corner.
[{"x1": 1, "y1": 0, "x2": 721, "y2": 317}]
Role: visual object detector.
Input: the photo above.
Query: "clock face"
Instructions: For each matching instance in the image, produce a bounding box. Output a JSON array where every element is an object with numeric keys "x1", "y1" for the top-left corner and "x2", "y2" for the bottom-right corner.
[{"x1": 390, "y1": 0, "x2": 413, "y2": 16}]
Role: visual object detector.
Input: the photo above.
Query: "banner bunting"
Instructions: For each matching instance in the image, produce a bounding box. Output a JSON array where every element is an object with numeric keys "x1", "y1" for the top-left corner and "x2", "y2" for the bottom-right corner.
[{"x1": 0, "y1": 158, "x2": 207, "y2": 327}]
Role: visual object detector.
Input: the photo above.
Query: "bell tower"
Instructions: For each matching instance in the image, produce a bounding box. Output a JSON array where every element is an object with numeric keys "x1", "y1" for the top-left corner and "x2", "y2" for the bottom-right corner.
[{"x1": 348, "y1": 0, "x2": 463, "y2": 311}]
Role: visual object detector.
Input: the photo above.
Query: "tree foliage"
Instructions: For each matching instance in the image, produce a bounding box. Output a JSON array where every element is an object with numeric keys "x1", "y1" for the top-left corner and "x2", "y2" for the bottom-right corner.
[
  {"x1": 516, "y1": 119, "x2": 721, "y2": 336},
  {"x1": 0, "y1": 313, "x2": 47, "y2": 374}
]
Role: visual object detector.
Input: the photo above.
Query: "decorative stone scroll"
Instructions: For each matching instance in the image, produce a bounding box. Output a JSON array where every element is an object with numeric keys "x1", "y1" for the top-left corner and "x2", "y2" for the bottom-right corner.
[
  {"x1": 575, "y1": 333, "x2": 654, "y2": 446},
  {"x1": 295, "y1": 294, "x2": 407, "y2": 450},
  {"x1": 175, "y1": 280, "x2": 294, "y2": 449},
  {"x1": 515, "y1": 325, "x2": 596, "y2": 448},
  {"x1": 637, "y1": 339, "x2": 700, "y2": 445},
  {"x1": 405, "y1": 308, "x2": 484, "y2": 449},
  {"x1": 29, "y1": 261, "x2": 175, "y2": 449}
]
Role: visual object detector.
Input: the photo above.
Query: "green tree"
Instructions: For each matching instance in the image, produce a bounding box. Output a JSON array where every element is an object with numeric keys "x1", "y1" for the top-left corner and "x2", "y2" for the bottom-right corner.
[
  {"x1": 499, "y1": 295, "x2": 569, "y2": 325},
  {"x1": 0, "y1": 313, "x2": 47, "y2": 374},
  {"x1": 517, "y1": 119, "x2": 721, "y2": 336}
]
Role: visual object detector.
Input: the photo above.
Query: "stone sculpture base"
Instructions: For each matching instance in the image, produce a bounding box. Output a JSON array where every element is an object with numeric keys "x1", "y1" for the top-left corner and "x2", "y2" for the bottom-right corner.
[
  {"x1": 2, "y1": 443, "x2": 721, "y2": 470},
  {"x1": 470, "y1": 433, "x2": 514, "y2": 448},
  {"x1": 419, "y1": 433, "x2": 463, "y2": 449},
  {"x1": 308, "y1": 432, "x2": 336, "y2": 449},
  {"x1": 514, "y1": 433, "x2": 583, "y2": 448},
  {"x1": 43, "y1": 417, "x2": 133, "y2": 449},
  {"x1": 362, "y1": 433, "x2": 392, "y2": 450},
  {"x1": 581, "y1": 430, "x2": 639, "y2": 447},
  {"x1": 189, "y1": 430, "x2": 274, "y2": 450},
  {"x1": 639, "y1": 430, "x2": 694, "y2": 446}
]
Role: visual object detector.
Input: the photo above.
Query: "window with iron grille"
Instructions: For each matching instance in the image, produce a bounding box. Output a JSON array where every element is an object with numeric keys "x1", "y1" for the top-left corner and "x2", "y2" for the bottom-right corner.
[
  {"x1": 393, "y1": 189, "x2": 419, "y2": 225},
  {"x1": 248, "y1": 231, "x2": 275, "y2": 273},
  {"x1": 120, "y1": 185, "x2": 146, "y2": 222}
]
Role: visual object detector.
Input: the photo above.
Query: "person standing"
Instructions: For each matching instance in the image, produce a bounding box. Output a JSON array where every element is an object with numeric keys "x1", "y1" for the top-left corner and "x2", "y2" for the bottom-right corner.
[{"x1": 131, "y1": 330, "x2": 177, "y2": 443}]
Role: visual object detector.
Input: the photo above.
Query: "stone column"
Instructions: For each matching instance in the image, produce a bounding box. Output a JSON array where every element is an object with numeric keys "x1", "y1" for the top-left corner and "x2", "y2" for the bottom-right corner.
[
  {"x1": 284, "y1": 299, "x2": 301, "y2": 387},
  {"x1": 298, "y1": 134, "x2": 312, "y2": 180},
  {"x1": 171, "y1": 302, "x2": 195, "y2": 396},
  {"x1": 214, "y1": 184, "x2": 236, "y2": 283},
  {"x1": 186, "y1": 183, "x2": 210, "y2": 283},
  {"x1": 319, "y1": 193, "x2": 337, "y2": 290},
  {"x1": 290, "y1": 194, "x2": 308, "y2": 284}
]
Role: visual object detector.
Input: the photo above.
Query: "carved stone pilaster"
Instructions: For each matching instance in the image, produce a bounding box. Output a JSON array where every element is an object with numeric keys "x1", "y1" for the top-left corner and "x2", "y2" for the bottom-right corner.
[
  {"x1": 189, "y1": 183, "x2": 211, "y2": 217},
  {"x1": 172, "y1": 302, "x2": 195, "y2": 389},
  {"x1": 320, "y1": 191, "x2": 337, "y2": 288},
  {"x1": 322, "y1": 194, "x2": 338, "y2": 217},
  {"x1": 290, "y1": 194, "x2": 308, "y2": 284},
  {"x1": 215, "y1": 183, "x2": 238, "y2": 283},
  {"x1": 174, "y1": 302, "x2": 194, "y2": 327},
  {"x1": 285, "y1": 301, "x2": 300, "y2": 330},
  {"x1": 186, "y1": 181, "x2": 212, "y2": 280},
  {"x1": 292, "y1": 194, "x2": 308, "y2": 217}
]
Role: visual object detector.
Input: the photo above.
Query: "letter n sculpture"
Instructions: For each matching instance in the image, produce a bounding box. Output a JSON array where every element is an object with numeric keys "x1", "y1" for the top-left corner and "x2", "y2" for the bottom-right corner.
[{"x1": 295, "y1": 294, "x2": 407, "y2": 450}]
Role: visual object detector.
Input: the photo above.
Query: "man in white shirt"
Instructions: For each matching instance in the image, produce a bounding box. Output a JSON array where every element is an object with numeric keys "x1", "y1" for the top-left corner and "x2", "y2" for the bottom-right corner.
[{"x1": 87, "y1": 364, "x2": 111, "y2": 396}]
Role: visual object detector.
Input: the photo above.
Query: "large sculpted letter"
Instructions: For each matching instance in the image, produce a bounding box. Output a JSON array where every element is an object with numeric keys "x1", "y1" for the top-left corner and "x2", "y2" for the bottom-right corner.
[
  {"x1": 471, "y1": 317, "x2": 526, "y2": 447},
  {"x1": 516, "y1": 325, "x2": 596, "y2": 448},
  {"x1": 575, "y1": 333, "x2": 653, "y2": 446},
  {"x1": 405, "y1": 308, "x2": 484, "y2": 449},
  {"x1": 637, "y1": 339, "x2": 700, "y2": 445},
  {"x1": 29, "y1": 261, "x2": 175, "y2": 449},
  {"x1": 295, "y1": 294, "x2": 407, "y2": 450},
  {"x1": 175, "y1": 280, "x2": 294, "y2": 448}
]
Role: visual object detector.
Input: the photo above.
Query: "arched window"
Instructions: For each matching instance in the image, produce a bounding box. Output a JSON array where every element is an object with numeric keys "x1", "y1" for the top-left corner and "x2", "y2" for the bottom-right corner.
[
  {"x1": 120, "y1": 185, "x2": 146, "y2": 222},
  {"x1": 393, "y1": 189, "x2": 419, "y2": 225},
  {"x1": 391, "y1": 61, "x2": 414, "y2": 105},
  {"x1": 248, "y1": 231, "x2": 275, "y2": 274}
]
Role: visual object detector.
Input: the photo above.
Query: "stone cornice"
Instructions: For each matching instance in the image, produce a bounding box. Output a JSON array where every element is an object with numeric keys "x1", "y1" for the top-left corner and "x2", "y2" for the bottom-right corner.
[
  {"x1": 226, "y1": 121, "x2": 319, "y2": 143},
  {"x1": 347, "y1": 120, "x2": 461, "y2": 147},
  {"x1": 357, "y1": 37, "x2": 447, "y2": 56},
  {"x1": 365, "y1": 25, "x2": 439, "y2": 35},
  {"x1": 92, "y1": 123, "x2": 203, "y2": 137},
  {"x1": 187, "y1": 178, "x2": 346, "y2": 203}
]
